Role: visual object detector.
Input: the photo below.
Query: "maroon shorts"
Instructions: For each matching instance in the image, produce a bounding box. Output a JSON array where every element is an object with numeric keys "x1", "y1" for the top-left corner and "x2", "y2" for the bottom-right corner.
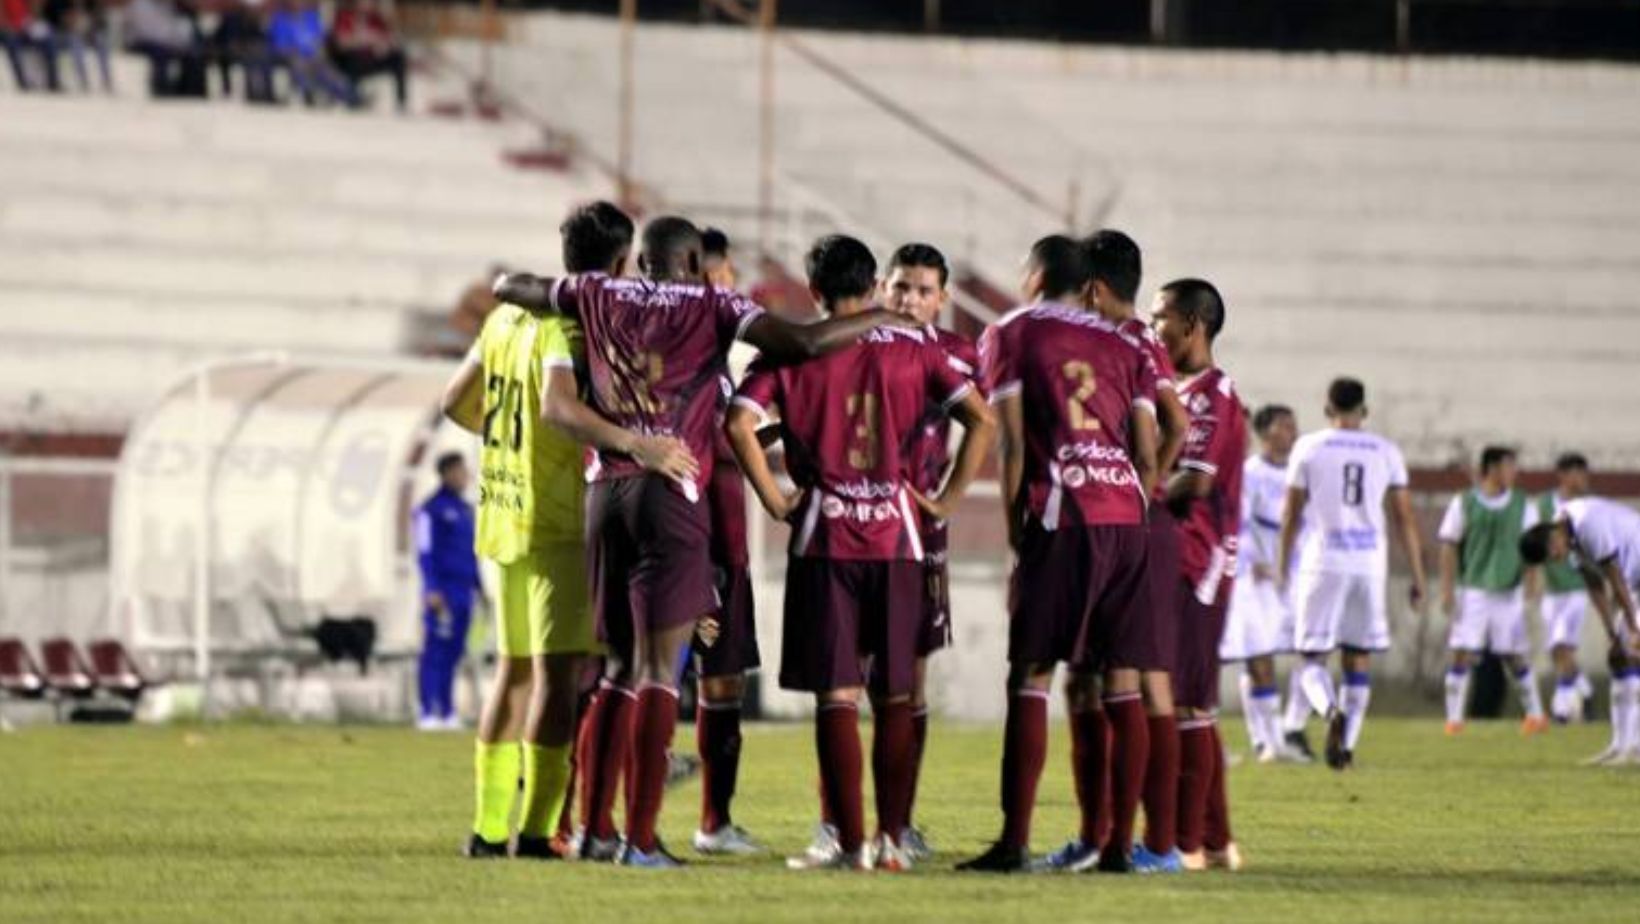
[
  {"x1": 586, "y1": 476, "x2": 716, "y2": 658},
  {"x1": 1007, "y1": 522, "x2": 1149, "y2": 668},
  {"x1": 1136, "y1": 503, "x2": 1182, "y2": 673},
  {"x1": 779, "y1": 558, "x2": 924, "y2": 697},
  {"x1": 694, "y1": 561, "x2": 761, "y2": 677},
  {"x1": 1174, "y1": 586, "x2": 1229, "y2": 710},
  {"x1": 916, "y1": 557, "x2": 952, "y2": 656}
]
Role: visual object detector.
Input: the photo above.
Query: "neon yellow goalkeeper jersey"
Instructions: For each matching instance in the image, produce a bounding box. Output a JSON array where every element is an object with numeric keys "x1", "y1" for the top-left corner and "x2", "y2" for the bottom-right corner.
[{"x1": 471, "y1": 304, "x2": 586, "y2": 563}]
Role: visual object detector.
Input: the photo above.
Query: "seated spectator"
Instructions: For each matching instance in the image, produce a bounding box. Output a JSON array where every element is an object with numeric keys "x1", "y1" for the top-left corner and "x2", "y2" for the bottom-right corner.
[
  {"x1": 267, "y1": 0, "x2": 355, "y2": 107},
  {"x1": 328, "y1": 0, "x2": 406, "y2": 112},
  {"x1": 44, "y1": 0, "x2": 111, "y2": 93},
  {"x1": 2, "y1": 0, "x2": 61, "y2": 91},
  {"x1": 124, "y1": 0, "x2": 206, "y2": 97},
  {"x1": 210, "y1": 0, "x2": 275, "y2": 103}
]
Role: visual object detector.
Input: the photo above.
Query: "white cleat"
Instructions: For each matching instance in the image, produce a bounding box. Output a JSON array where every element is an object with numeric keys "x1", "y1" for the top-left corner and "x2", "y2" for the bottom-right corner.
[
  {"x1": 898, "y1": 825, "x2": 934, "y2": 862},
  {"x1": 1581, "y1": 744, "x2": 1626, "y2": 767},
  {"x1": 872, "y1": 833, "x2": 914, "y2": 872},
  {"x1": 786, "y1": 823, "x2": 842, "y2": 870},
  {"x1": 1206, "y1": 842, "x2": 1245, "y2": 872},
  {"x1": 692, "y1": 824, "x2": 767, "y2": 856},
  {"x1": 1264, "y1": 743, "x2": 1315, "y2": 764},
  {"x1": 786, "y1": 846, "x2": 871, "y2": 871}
]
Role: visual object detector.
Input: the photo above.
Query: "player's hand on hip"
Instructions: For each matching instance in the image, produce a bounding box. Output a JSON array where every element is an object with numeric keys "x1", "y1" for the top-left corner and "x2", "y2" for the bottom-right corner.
[
  {"x1": 770, "y1": 488, "x2": 806, "y2": 523},
  {"x1": 632, "y1": 435, "x2": 700, "y2": 482},
  {"x1": 695, "y1": 615, "x2": 721, "y2": 649},
  {"x1": 908, "y1": 487, "x2": 949, "y2": 523}
]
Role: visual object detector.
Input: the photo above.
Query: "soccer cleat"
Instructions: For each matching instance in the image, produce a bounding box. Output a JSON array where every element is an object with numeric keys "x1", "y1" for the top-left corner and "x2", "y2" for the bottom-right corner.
[
  {"x1": 692, "y1": 824, "x2": 766, "y2": 856},
  {"x1": 579, "y1": 832, "x2": 625, "y2": 863},
  {"x1": 1031, "y1": 837, "x2": 1101, "y2": 873},
  {"x1": 872, "y1": 833, "x2": 914, "y2": 872},
  {"x1": 1444, "y1": 721, "x2": 1465, "y2": 737},
  {"x1": 619, "y1": 841, "x2": 686, "y2": 869},
  {"x1": 1324, "y1": 710, "x2": 1350, "y2": 771},
  {"x1": 785, "y1": 847, "x2": 870, "y2": 871},
  {"x1": 512, "y1": 834, "x2": 567, "y2": 860},
  {"x1": 955, "y1": 841, "x2": 1032, "y2": 873},
  {"x1": 462, "y1": 833, "x2": 509, "y2": 859},
  {"x1": 1520, "y1": 716, "x2": 1550, "y2": 737},
  {"x1": 1205, "y1": 842, "x2": 1245, "y2": 871},
  {"x1": 898, "y1": 825, "x2": 934, "y2": 862},
  {"x1": 666, "y1": 753, "x2": 703, "y2": 788},
  {"x1": 1284, "y1": 729, "x2": 1316, "y2": 761},
  {"x1": 1095, "y1": 847, "x2": 1134, "y2": 874},
  {"x1": 1179, "y1": 849, "x2": 1208, "y2": 871},
  {"x1": 1131, "y1": 843, "x2": 1184, "y2": 874},
  {"x1": 787, "y1": 823, "x2": 843, "y2": 869},
  {"x1": 1268, "y1": 742, "x2": 1314, "y2": 764}
]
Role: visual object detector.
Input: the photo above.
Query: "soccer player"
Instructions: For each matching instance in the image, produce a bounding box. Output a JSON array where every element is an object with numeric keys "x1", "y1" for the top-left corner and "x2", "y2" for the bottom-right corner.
[
  {"x1": 1536, "y1": 453, "x2": 1594, "y2": 724},
  {"x1": 1438, "y1": 446, "x2": 1547, "y2": 736},
  {"x1": 439, "y1": 201, "x2": 694, "y2": 859},
  {"x1": 877, "y1": 241, "x2": 981, "y2": 859},
  {"x1": 1520, "y1": 498, "x2": 1640, "y2": 764},
  {"x1": 495, "y1": 216, "x2": 913, "y2": 867},
  {"x1": 957, "y1": 235, "x2": 1161, "y2": 874},
  {"x1": 1221, "y1": 405, "x2": 1309, "y2": 763},
  {"x1": 1035, "y1": 229, "x2": 1185, "y2": 874},
  {"x1": 1276, "y1": 378, "x2": 1427, "y2": 771},
  {"x1": 727, "y1": 234, "x2": 994, "y2": 871},
  {"x1": 1150, "y1": 279, "x2": 1247, "y2": 872}
]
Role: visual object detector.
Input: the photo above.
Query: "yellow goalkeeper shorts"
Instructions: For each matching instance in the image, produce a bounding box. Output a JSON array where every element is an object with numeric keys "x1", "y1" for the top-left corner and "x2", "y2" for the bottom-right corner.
[{"x1": 486, "y1": 542, "x2": 594, "y2": 658}]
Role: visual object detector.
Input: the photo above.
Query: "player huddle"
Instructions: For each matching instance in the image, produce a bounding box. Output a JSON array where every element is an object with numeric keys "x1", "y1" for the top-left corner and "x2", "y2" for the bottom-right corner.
[{"x1": 440, "y1": 200, "x2": 1640, "y2": 875}]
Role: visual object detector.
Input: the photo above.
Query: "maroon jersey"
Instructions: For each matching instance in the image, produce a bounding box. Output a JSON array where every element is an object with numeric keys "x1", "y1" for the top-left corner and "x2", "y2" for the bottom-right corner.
[
  {"x1": 1118, "y1": 316, "x2": 1177, "y2": 393},
  {"x1": 735, "y1": 327, "x2": 972, "y2": 561},
  {"x1": 708, "y1": 376, "x2": 750, "y2": 567},
  {"x1": 979, "y1": 302, "x2": 1160, "y2": 530},
  {"x1": 548, "y1": 273, "x2": 765, "y2": 501},
  {"x1": 1174, "y1": 366, "x2": 1247, "y2": 604},
  {"x1": 904, "y1": 326, "x2": 982, "y2": 560}
]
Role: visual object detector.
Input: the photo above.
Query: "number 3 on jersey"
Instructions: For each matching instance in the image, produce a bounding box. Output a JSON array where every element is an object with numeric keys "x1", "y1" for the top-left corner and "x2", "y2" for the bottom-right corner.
[
  {"x1": 482, "y1": 374, "x2": 524, "y2": 452},
  {"x1": 1063, "y1": 360, "x2": 1100, "y2": 431}
]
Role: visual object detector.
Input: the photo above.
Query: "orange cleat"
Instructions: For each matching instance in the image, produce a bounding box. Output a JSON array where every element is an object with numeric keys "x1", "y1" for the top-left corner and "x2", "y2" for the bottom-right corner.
[
  {"x1": 1521, "y1": 716, "x2": 1550, "y2": 737},
  {"x1": 1444, "y1": 721, "x2": 1465, "y2": 737}
]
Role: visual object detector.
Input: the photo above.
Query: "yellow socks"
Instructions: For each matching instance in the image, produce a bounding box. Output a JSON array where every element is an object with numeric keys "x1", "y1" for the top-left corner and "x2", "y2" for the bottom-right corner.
[
  {"x1": 473, "y1": 741, "x2": 521, "y2": 843},
  {"x1": 519, "y1": 743, "x2": 574, "y2": 839}
]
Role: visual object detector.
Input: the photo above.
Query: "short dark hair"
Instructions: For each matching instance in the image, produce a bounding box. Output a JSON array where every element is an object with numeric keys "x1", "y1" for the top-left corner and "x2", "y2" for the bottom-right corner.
[
  {"x1": 805, "y1": 234, "x2": 877, "y2": 304},
  {"x1": 436, "y1": 452, "x2": 465, "y2": 476},
  {"x1": 1519, "y1": 523, "x2": 1556, "y2": 566},
  {"x1": 1252, "y1": 404, "x2": 1294, "y2": 435},
  {"x1": 1028, "y1": 235, "x2": 1092, "y2": 299},
  {"x1": 1159, "y1": 277, "x2": 1226, "y2": 341},
  {"x1": 1328, "y1": 377, "x2": 1367, "y2": 414},
  {"x1": 888, "y1": 242, "x2": 950, "y2": 288},
  {"x1": 701, "y1": 227, "x2": 730, "y2": 259},
  {"x1": 1083, "y1": 229, "x2": 1142, "y2": 303},
  {"x1": 559, "y1": 200, "x2": 634, "y2": 274},
  {"x1": 640, "y1": 215, "x2": 703, "y2": 277},
  {"x1": 1479, "y1": 445, "x2": 1517, "y2": 474},
  {"x1": 1556, "y1": 452, "x2": 1589, "y2": 473}
]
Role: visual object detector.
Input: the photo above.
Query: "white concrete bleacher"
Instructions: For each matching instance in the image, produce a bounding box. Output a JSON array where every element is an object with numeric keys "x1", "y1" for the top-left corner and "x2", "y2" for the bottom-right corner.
[
  {"x1": 0, "y1": 56, "x2": 608, "y2": 434},
  {"x1": 451, "y1": 12, "x2": 1640, "y2": 468}
]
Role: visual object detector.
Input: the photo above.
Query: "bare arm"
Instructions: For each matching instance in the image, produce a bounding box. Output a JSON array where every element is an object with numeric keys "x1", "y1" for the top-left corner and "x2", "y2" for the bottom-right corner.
[
  {"x1": 1276, "y1": 485, "x2": 1308, "y2": 592},
  {"x1": 540, "y1": 367, "x2": 698, "y2": 482},
  {"x1": 1601, "y1": 559, "x2": 1640, "y2": 644},
  {"x1": 1390, "y1": 486, "x2": 1427, "y2": 606},
  {"x1": 995, "y1": 394, "x2": 1026, "y2": 553},
  {"x1": 1129, "y1": 404, "x2": 1160, "y2": 504},
  {"x1": 440, "y1": 356, "x2": 484, "y2": 433},
  {"x1": 491, "y1": 272, "x2": 574, "y2": 318},
  {"x1": 726, "y1": 403, "x2": 800, "y2": 522},
  {"x1": 1439, "y1": 542, "x2": 1459, "y2": 617},
  {"x1": 1155, "y1": 387, "x2": 1190, "y2": 478},
  {"x1": 911, "y1": 391, "x2": 996, "y2": 521},
  {"x1": 739, "y1": 309, "x2": 915, "y2": 363}
]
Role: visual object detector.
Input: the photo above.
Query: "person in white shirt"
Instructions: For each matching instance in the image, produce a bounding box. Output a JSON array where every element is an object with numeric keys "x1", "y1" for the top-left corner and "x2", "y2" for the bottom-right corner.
[
  {"x1": 1520, "y1": 496, "x2": 1640, "y2": 765},
  {"x1": 1277, "y1": 378, "x2": 1426, "y2": 771},
  {"x1": 1531, "y1": 454, "x2": 1594, "y2": 724}
]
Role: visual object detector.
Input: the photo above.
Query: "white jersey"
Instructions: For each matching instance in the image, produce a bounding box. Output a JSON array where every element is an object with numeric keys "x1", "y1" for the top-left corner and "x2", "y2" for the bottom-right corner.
[
  {"x1": 1237, "y1": 453, "x2": 1290, "y2": 578},
  {"x1": 1286, "y1": 427, "x2": 1409, "y2": 576},
  {"x1": 1564, "y1": 496, "x2": 1640, "y2": 591}
]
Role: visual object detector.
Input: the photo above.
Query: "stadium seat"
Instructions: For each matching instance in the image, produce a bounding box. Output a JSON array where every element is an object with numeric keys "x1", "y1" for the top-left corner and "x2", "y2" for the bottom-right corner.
[
  {"x1": 0, "y1": 637, "x2": 47, "y2": 700},
  {"x1": 40, "y1": 638, "x2": 97, "y2": 702},
  {"x1": 88, "y1": 639, "x2": 148, "y2": 704}
]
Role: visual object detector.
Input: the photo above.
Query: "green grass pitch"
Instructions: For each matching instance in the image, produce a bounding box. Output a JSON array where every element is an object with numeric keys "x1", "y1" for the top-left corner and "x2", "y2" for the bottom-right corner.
[{"x1": 3, "y1": 717, "x2": 1639, "y2": 923}]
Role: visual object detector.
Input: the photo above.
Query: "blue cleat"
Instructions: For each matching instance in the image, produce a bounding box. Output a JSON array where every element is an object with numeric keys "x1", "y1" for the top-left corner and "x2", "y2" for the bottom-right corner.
[
  {"x1": 1131, "y1": 843, "x2": 1184, "y2": 874},
  {"x1": 1031, "y1": 837, "x2": 1101, "y2": 873},
  {"x1": 618, "y1": 841, "x2": 686, "y2": 869}
]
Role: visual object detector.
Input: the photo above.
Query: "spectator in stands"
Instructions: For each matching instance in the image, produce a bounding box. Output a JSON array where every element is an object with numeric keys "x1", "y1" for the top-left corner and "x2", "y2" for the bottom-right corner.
[
  {"x1": 209, "y1": 0, "x2": 275, "y2": 103},
  {"x1": 448, "y1": 263, "x2": 505, "y2": 346},
  {"x1": 2, "y1": 0, "x2": 61, "y2": 91},
  {"x1": 414, "y1": 453, "x2": 482, "y2": 731},
  {"x1": 327, "y1": 0, "x2": 406, "y2": 112},
  {"x1": 267, "y1": 0, "x2": 355, "y2": 107},
  {"x1": 43, "y1": 0, "x2": 109, "y2": 92},
  {"x1": 124, "y1": 0, "x2": 206, "y2": 97}
]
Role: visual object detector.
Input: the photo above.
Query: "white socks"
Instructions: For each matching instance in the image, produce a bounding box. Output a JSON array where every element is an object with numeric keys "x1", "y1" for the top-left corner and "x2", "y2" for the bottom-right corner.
[
  {"x1": 1299, "y1": 661, "x2": 1336, "y2": 718},
  {"x1": 1514, "y1": 666, "x2": 1545, "y2": 721},
  {"x1": 1444, "y1": 666, "x2": 1471, "y2": 726},
  {"x1": 1340, "y1": 671, "x2": 1371, "y2": 751}
]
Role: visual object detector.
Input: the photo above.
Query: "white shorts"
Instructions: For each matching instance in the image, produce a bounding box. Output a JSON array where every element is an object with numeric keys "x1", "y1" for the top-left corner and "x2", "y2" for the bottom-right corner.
[
  {"x1": 1293, "y1": 570, "x2": 1388, "y2": 654},
  {"x1": 1446, "y1": 587, "x2": 1527, "y2": 656},
  {"x1": 1541, "y1": 592, "x2": 1587, "y2": 650},
  {"x1": 1220, "y1": 577, "x2": 1293, "y2": 661}
]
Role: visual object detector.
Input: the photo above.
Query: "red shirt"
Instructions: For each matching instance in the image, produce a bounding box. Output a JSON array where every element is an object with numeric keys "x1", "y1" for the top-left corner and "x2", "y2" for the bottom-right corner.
[
  {"x1": 735, "y1": 327, "x2": 972, "y2": 561},
  {"x1": 1118, "y1": 316, "x2": 1177, "y2": 393},
  {"x1": 332, "y1": 8, "x2": 393, "y2": 51},
  {"x1": 549, "y1": 274, "x2": 765, "y2": 501},
  {"x1": 979, "y1": 302, "x2": 1159, "y2": 530},
  {"x1": 1173, "y1": 366, "x2": 1247, "y2": 604},
  {"x1": 904, "y1": 326, "x2": 981, "y2": 561}
]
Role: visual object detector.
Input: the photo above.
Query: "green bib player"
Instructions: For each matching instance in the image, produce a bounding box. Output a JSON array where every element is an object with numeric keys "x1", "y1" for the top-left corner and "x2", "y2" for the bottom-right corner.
[{"x1": 1437, "y1": 446, "x2": 1545, "y2": 736}]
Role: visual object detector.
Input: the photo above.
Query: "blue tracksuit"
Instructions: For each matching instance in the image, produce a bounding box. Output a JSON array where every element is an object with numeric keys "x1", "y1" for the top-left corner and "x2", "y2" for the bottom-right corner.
[{"x1": 415, "y1": 486, "x2": 481, "y2": 721}]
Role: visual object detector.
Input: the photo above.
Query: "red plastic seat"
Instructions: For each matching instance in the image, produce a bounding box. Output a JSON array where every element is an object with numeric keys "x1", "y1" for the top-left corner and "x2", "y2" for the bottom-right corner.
[
  {"x1": 0, "y1": 637, "x2": 47, "y2": 698},
  {"x1": 88, "y1": 639, "x2": 147, "y2": 701},
  {"x1": 39, "y1": 638, "x2": 95, "y2": 698}
]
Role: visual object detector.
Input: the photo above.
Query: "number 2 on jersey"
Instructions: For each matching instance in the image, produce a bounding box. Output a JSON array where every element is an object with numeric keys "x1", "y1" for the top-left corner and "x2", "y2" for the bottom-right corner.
[
  {"x1": 1062, "y1": 360, "x2": 1100, "y2": 431},
  {"x1": 482, "y1": 374, "x2": 524, "y2": 452}
]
